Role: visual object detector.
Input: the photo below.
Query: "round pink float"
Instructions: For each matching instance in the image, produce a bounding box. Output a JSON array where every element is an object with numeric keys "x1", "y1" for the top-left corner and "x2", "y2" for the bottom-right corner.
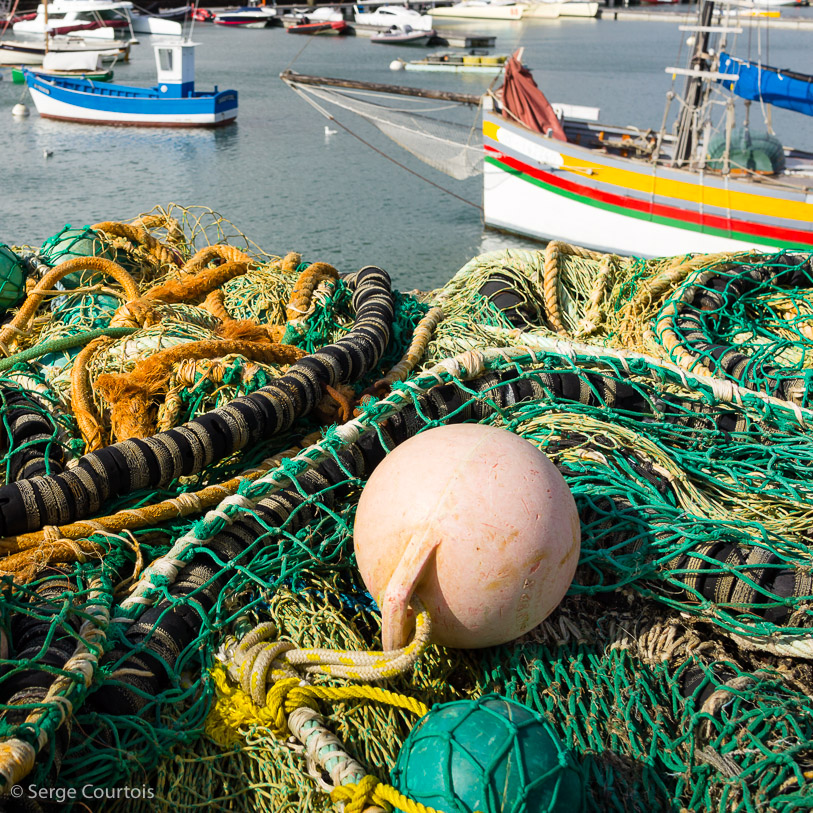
[{"x1": 353, "y1": 423, "x2": 581, "y2": 650}]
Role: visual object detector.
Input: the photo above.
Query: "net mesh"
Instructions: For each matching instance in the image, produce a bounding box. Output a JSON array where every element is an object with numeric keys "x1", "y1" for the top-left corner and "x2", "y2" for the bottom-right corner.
[
  {"x1": 289, "y1": 82, "x2": 485, "y2": 180},
  {"x1": 0, "y1": 208, "x2": 811, "y2": 812}
]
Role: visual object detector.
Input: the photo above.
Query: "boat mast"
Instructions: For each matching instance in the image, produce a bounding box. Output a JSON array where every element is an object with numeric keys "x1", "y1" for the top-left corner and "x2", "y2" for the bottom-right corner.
[{"x1": 672, "y1": 0, "x2": 715, "y2": 168}]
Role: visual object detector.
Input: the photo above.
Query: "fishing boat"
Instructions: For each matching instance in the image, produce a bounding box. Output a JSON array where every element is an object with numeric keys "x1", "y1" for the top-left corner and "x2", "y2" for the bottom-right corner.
[
  {"x1": 10, "y1": 49, "x2": 113, "y2": 81},
  {"x1": 13, "y1": 0, "x2": 135, "y2": 39},
  {"x1": 285, "y1": 0, "x2": 813, "y2": 256},
  {"x1": 24, "y1": 39, "x2": 238, "y2": 125},
  {"x1": 370, "y1": 24, "x2": 435, "y2": 44},
  {"x1": 353, "y1": 3, "x2": 434, "y2": 31},
  {"x1": 431, "y1": 0, "x2": 526, "y2": 20}
]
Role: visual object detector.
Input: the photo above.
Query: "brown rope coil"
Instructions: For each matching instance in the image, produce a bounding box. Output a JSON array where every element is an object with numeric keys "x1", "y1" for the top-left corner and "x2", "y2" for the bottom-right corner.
[
  {"x1": 95, "y1": 338, "x2": 306, "y2": 441},
  {"x1": 92, "y1": 221, "x2": 183, "y2": 269}
]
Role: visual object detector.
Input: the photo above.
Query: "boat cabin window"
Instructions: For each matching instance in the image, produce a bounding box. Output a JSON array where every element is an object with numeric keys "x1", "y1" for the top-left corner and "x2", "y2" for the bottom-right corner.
[{"x1": 158, "y1": 48, "x2": 173, "y2": 72}]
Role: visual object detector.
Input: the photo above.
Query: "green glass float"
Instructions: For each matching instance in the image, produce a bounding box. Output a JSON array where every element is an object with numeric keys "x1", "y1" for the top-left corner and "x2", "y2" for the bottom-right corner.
[
  {"x1": 40, "y1": 225, "x2": 116, "y2": 290},
  {"x1": 0, "y1": 243, "x2": 26, "y2": 313},
  {"x1": 392, "y1": 695, "x2": 584, "y2": 813}
]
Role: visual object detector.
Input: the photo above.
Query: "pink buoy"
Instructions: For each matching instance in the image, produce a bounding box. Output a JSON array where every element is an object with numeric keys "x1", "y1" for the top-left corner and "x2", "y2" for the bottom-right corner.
[{"x1": 353, "y1": 423, "x2": 581, "y2": 650}]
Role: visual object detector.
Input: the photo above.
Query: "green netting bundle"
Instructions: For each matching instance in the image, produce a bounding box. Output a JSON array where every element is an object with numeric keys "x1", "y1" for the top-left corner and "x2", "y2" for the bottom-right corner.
[
  {"x1": 0, "y1": 207, "x2": 812, "y2": 813},
  {"x1": 0, "y1": 244, "x2": 26, "y2": 313}
]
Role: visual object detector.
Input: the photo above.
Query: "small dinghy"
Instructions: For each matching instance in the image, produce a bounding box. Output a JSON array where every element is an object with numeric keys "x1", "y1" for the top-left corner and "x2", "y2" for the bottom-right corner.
[{"x1": 370, "y1": 24, "x2": 435, "y2": 45}]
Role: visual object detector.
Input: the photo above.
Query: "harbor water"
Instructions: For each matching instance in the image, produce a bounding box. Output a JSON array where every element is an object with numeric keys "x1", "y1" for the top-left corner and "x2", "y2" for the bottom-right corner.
[{"x1": 1, "y1": 8, "x2": 812, "y2": 290}]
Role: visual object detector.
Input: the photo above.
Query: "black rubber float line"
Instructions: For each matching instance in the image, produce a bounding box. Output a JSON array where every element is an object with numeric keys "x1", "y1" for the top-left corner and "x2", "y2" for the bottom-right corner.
[
  {"x1": 669, "y1": 254, "x2": 813, "y2": 401},
  {"x1": 87, "y1": 367, "x2": 803, "y2": 716},
  {"x1": 0, "y1": 388, "x2": 66, "y2": 483},
  {"x1": 0, "y1": 267, "x2": 395, "y2": 538}
]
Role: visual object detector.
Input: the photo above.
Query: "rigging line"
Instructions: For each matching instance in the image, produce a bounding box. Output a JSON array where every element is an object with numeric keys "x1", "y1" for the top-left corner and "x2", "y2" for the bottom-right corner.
[
  {"x1": 281, "y1": 25, "x2": 321, "y2": 75},
  {"x1": 291, "y1": 85, "x2": 483, "y2": 211}
]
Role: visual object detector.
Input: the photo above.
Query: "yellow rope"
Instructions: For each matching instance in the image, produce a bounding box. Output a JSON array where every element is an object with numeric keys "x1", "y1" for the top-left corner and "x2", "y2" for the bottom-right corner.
[
  {"x1": 332, "y1": 778, "x2": 445, "y2": 813},
  {"x1": 207, "y1": 665, "x2": 438, "y2": 813}
]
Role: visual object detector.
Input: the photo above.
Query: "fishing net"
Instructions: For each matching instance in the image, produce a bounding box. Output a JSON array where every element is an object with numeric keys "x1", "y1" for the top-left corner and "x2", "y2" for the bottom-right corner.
[
  {"x1": 0, "y1": 205, "x2": 812, "y2": 813},
  {"x1": 285, "y1": 80, "x2": 486, "y2": 180}
]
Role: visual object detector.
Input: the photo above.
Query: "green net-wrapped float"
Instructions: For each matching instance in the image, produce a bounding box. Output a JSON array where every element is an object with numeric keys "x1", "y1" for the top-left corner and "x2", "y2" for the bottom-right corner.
[
  {"x1": 392, "y1": 695, "x2": 585, "y2": 813},
  {"x1": 0, "y1": 243, "x2": 26, "y2": 313}
]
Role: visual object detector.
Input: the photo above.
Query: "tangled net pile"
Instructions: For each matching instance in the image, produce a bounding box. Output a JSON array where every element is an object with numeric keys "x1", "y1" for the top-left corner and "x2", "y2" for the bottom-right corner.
[{"x1": 0, "y1": 204, "x2": 812, "y2": 813}]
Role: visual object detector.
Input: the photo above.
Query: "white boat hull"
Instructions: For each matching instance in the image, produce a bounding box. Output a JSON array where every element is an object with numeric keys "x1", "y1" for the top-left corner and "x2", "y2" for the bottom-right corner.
[
  {"x1": 432, "y1": 3, "x2": 525, "y2": 19},
  {"x1": 130, "y1": 14, "x2": 183, "y2": 35},
  {"x1": 483, "y1": 160, "x2": 776, "y2": 256},
  {"x1": 524, "y1": 0, "x2": 599, "y2": 18},
  {"x1": 13, "y1": 20, "x2": 120, "y2": 39}
]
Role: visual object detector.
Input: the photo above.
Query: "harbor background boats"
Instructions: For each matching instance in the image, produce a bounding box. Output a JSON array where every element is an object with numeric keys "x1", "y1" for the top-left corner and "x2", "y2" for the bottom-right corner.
[{"x1": 2, "y1": 6, "x2": 812, "y2": 290}]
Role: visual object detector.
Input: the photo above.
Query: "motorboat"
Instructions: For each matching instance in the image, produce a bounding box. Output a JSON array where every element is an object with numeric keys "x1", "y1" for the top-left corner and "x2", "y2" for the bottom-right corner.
[
  {"x1": 130, "y1": 5, "x2": 190, "y2": 34},
  {"x1": 281, "y1": 5, "x2": 344, "y2": 26},
  {"x1": 353, "y1": 4, "x2": 433, "y2": 31},
  {"x1": 214, "y1": 7, "x2": 272, "y2": 27},
  {"x1": 24, "y1": 39, "x2": 238, "y2": 125},
  {"x1": 13, "y1": 0, "x2": 136, "y2": 40}
]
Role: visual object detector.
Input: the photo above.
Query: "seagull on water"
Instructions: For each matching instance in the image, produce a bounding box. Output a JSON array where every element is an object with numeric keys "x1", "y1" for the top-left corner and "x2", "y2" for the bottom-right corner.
[{"x1": 324, "y1": 126, "x2": 337, "y2": 136}]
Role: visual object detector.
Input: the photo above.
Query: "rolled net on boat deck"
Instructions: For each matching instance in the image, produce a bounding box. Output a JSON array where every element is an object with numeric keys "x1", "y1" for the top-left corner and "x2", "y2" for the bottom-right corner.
[{"x1": 0, "y1": 207, "x2": 811, "y2": 812}]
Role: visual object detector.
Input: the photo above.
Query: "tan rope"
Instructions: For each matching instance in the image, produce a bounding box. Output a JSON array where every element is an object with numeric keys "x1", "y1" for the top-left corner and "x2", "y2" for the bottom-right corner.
[
  {"x1": 543, "y1": 241, "x2": 604, "y2": 336},
  {"x1": 144, "y1": 261, "x2": 250, "y2": 304},
  {"x1": 180, "y1": 244, "x2": 253, "y2": 274},
  {"x1": 285, "y1": 262, "x2": 339, "y2": 322},
  {"x1": 95, "y1": 339, "x2": 306, "y2": 441},
  {"x1": 69, "y1": 335, "x2": 114, "y2": 452},
  {"x1": 0, "y1": 257, "x2": 140, "y2": 353},
  {"x1": 92, "y1": 221, "x2": 182, "y2": 269}
]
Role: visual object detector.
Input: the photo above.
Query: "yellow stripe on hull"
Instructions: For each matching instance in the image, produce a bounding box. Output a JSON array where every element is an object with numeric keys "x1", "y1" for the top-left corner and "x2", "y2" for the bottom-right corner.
[{"x1": 483, "y1": 120, "x2": 813, "y2": 224}]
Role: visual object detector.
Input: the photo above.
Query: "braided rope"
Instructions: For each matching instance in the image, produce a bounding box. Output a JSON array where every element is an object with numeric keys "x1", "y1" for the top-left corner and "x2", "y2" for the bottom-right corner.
[
  {"x1": 91, "y1": 221, "x2": 182, "y2": 269},
  {"x1": 0, "y1": 257, "x2": 141, "y2": 352}
]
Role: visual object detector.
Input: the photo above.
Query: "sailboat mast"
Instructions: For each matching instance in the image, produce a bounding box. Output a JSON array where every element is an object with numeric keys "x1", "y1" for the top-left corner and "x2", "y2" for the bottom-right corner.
[{"x1": 673, "y1": 0, "x2": 715, "y2": 167}]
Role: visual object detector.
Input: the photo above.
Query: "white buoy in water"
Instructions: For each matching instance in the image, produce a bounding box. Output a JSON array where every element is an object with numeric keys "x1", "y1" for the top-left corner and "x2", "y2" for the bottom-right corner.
[
  {"x1": 390, "y1": 59, "x2": 405, "y2": 71},
  {"x1": 12, "y1": 103, "x2": 29, "y2": 117}
]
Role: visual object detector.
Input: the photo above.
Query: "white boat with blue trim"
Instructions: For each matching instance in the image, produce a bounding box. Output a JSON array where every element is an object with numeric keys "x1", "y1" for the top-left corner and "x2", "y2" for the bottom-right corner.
[{"x1": 23, "y1": 39, "x2": 238, "y2": 126}]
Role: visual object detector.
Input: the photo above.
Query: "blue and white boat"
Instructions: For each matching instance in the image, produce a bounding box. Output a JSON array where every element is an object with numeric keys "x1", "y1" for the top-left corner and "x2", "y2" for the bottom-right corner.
[{"x1": 24, "y1": 40, "x2": 238, "y2": 126}]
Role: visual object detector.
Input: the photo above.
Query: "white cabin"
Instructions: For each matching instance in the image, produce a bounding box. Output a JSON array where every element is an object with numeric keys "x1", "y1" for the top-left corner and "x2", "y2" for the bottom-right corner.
[{"x1": 154, "y1": 40, "x2": 196, "y2": 97}]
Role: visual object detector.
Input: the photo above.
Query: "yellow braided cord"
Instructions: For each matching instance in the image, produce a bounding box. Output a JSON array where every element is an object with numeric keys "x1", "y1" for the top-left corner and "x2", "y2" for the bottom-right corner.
[
  {"x1": 310, "y1": 685, "x2": 429, "y2": 719},
  {"x1": 206, "y1": 666, "x2": 428, "y2": 746},
  {"x1": 331, "y1": 777, "x2": 445, "y2": 813}
]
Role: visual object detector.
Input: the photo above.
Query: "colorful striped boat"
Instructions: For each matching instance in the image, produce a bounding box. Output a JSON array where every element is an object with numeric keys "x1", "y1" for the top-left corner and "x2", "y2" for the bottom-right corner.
[
  {"x1": 481, "y1": 1, "x2": 813, "y2": 256},
  {"x1": 482, "y1": 105, "x2": 813, "y2": 256}
]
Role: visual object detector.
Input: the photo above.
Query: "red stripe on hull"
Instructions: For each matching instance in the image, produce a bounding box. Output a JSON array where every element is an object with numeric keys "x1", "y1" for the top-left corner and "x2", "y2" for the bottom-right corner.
[
  {"x1": 485, "y1": 145, "x2": 813, "y2": 247},
  {"x1": 38, "y1": 113, "x2": 237, "y2": 127}
]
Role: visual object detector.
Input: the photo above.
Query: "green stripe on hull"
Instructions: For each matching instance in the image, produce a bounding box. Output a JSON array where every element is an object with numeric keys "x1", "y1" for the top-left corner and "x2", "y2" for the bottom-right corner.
[{"x1": 485, "y1": 155, "x2": 813, "y2": 252}]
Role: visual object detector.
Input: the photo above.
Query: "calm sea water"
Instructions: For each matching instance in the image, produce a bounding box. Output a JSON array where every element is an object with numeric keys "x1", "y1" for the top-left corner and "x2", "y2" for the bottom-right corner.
[{"x1": 1, "y1": 8, "x2": 812, "y2": 290}]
